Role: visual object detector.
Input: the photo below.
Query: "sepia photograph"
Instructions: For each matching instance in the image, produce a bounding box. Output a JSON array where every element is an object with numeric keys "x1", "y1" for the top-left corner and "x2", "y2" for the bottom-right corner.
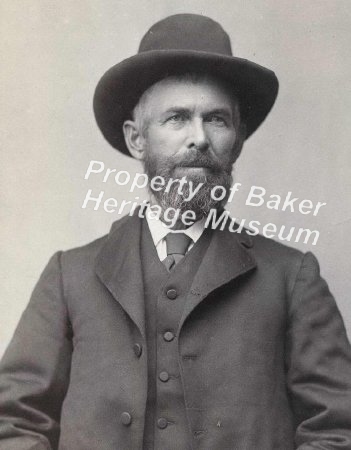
[{"x1": 1, "y1": 1, "x2": 351, "y2": 449}]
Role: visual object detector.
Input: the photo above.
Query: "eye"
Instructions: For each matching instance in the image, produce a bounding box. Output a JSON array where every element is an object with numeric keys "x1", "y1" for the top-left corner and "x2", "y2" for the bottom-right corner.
[
  {"x1": 167, "y1": 113, "x2": 186, "y2": 123},
  {"x1": 207, "y1": 115, "x2": 227, "y2": 125}
]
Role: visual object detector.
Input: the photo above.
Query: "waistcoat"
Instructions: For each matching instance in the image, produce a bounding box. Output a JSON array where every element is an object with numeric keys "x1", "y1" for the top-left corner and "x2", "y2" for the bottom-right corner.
[{"x1": 141, "y1": 220, "x2": 211, "y2": 450}]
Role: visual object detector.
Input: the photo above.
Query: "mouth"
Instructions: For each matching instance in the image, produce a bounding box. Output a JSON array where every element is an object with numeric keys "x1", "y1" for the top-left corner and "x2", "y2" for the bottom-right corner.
[
  {"x1": 181, "y1": 164, "x2": 211, "y2": 168},
  {"x1": 180, "y1": 165, "x2": 208, "y2": 169},
  {"x1": 172, "y1": 166, "x2": 213, "y2": 181},
  {"x1": 174, "y1": 165, "x2": 212, "y2": 173},
  {"x1": 176, "y1": 162, "x2": 214, "y2": 169}
]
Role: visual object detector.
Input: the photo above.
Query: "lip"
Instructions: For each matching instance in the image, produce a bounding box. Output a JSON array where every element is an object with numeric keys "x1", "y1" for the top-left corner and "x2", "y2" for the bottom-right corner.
[
  {"x1": 175, "y1": 166, "x2": 211, "y2": 173},
  {"x1": 176, "y1": 165, "x2": 212, "y2": 169},
  {"x1": 173, "y1": 166, "x2": 212, "y2": 178}
]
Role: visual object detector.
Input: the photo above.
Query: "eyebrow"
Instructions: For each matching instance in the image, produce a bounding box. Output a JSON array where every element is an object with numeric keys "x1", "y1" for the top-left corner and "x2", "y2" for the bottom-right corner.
[
  {"x1": 162, "y1": 106, "x2": 233, "y2": 117},
  {"x1": 163, "y1": 107, "x2": 190, "y2": 115},
  {"x1": 205, "y1": 108, "x2": 233, "y2": 118}
]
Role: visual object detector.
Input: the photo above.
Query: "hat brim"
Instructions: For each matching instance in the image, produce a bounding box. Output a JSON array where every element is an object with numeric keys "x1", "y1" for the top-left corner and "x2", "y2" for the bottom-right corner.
[{"x1": 93, "y1": 50, "x2": 279, "y2": 156}]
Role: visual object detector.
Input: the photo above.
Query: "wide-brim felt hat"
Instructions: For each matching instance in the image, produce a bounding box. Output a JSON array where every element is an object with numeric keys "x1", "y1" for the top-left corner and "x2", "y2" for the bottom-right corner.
[{"x1": 93, "y1": 14, "x2": 279, "y2": 156}]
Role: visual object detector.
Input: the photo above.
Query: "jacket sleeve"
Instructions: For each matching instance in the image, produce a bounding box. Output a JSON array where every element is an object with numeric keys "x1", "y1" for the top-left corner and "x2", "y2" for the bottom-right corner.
[
  {"x1": 0, "y1": 252, "x2": 72, "y2": 450},
  {"x1": 286, "y1": 251, "x2": 351, "y2": 449}
]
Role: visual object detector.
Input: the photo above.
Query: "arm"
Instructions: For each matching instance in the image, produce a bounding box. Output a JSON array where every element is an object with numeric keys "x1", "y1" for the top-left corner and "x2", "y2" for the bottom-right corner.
[
  {"x1": 286, "y1": 252, "x2": 351, "y2": 449},
  {"x1": 0, "y1": 252, "x2": 72, "y2": 450}
]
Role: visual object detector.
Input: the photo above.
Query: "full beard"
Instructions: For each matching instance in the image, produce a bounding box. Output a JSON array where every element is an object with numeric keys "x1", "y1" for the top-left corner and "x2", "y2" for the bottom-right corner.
[{"x1": 143, "y1": 148, "x2": 233, "y2": 221}]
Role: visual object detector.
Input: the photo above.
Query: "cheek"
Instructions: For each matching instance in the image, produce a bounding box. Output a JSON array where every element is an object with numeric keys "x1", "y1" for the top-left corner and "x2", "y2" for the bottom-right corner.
[
  {"x1": 211, "y1": 130, "x2": 237, "y2": 158},
  {"x1": 146, "y1": 129, "x2": 185, "y2": 157}
]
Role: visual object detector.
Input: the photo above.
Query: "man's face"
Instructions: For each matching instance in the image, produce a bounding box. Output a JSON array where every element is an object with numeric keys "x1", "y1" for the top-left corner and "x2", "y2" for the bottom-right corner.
[
  {"x1": 142, "y1": 76, "x2": 240, "y2": 172},
  {"x1": 125, "y1": 75, "x2": 244, "y2": 219}
]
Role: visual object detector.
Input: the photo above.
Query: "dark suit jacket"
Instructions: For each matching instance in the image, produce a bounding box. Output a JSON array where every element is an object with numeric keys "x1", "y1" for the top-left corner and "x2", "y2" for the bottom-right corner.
[{"x1": 0, "y1": 213, "x2": 351, "y2": 450}]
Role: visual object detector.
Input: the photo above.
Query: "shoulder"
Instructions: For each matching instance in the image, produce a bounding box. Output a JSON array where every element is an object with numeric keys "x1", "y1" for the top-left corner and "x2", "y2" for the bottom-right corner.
[
  {"x1": 224, "y1": 222, "x2": 306, "y2": 267},
  {"x1": 248, "y1": 230, "x2": 305, "y2": 262},
  {"x1": 236, "y1": 229, "x2": 319, "y2": 296},
  {"x1": 251, "y1": 232, "x2": 331, "y2": 305},
  {"x1": 207, "y1": 210, "x2": 308, "y2": 271}
]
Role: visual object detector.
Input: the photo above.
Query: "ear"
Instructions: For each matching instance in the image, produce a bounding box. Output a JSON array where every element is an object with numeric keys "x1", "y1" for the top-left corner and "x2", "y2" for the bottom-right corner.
[
  {"x1": 122, "y1": 120, "x2": 146, "y2": 160},
  {"x1": 232, "y1": 122, "x2": 246, "y2": 163}
]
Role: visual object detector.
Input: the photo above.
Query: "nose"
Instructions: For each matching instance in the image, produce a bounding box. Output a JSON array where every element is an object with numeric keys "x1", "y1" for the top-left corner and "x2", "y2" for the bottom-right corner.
[{"x1": 186, "y1": 119, "x2": 209, "y2": 151}]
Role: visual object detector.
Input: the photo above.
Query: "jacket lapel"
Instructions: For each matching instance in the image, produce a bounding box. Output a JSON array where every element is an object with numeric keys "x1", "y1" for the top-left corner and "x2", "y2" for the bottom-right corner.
[
  {"x1": 95, "y1": 214, "x2": 146, "y2": 339},
  {"x1": 178, "y1": 227, "x2": 257, "y2": 332},
  {"x1": 94, "y1": 213, "x2": 257, "y2": 339}
]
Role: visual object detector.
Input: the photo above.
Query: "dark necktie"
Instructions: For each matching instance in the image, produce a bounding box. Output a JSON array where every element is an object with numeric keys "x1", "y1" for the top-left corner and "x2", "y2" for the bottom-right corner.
[{"x1": 162, "y1": 233, "x2": 193, "y2": 271}]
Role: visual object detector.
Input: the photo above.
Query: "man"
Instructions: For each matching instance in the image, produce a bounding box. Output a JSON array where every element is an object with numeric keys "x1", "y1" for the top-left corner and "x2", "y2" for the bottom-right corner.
[{"x1": 0, "y1": 13, "x2": 351, "y2": 450}]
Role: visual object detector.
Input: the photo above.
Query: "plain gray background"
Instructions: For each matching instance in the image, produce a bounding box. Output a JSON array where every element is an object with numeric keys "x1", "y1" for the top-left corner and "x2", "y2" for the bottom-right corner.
[{"x1": 1, "y1": 0, "x2": 351, "y2": 356}]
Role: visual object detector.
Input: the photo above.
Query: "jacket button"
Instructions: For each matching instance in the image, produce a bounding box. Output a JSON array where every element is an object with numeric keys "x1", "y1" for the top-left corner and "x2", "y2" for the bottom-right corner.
[
  {"x1": 121, "y1": 412, "x2": 132, "y2": 426},
  {"x1": 159, "y1": 371, "x2": 169, "y2": 382},
  {"x1": 166, "y1": 289, "x2": 177, "y2": 299},
  {"x1": 157, "y1": 417, "x2": 168, "y2": 429},
  {"x1": 133, "y1": 343, "x2": 142, "y2": 358},
  {"x1": 163, "y1": 331, "x2": 175, "y2": 342}
]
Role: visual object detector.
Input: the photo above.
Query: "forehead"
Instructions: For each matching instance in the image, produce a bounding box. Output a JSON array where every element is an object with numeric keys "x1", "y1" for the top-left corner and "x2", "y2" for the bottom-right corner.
[{"x1": 141, "y1": 75, "x2": 237, "y2": 113}]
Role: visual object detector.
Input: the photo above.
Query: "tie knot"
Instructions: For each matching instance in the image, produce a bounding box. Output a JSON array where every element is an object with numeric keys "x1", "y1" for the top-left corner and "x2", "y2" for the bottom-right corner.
[{"x1": 165, "y1": 233, "x2": 192, "y2": 256}]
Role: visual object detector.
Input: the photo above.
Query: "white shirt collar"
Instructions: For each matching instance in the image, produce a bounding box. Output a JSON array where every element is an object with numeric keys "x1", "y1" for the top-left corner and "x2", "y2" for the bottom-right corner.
[{"x1": 145, "y1": 206, "x2": 206, "y2": 248}]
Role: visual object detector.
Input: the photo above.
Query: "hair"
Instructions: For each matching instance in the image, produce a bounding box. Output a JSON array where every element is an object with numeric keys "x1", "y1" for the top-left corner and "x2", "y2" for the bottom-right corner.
[{"x1": 131, "y1": 72, "x2": 241, "y2": 136}]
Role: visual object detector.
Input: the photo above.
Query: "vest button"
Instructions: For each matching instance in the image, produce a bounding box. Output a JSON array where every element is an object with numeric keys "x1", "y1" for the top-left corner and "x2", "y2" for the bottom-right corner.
[
  {"x1": 121, "y1": 412, "x2": 132, "y2": 426},
  {"x1": 159, "y1": 371, "x2": 169, "y2": 382},
  {"x1": 166, "y1": 288, "x2": 177, "y2": 300},
  {"x1": 133, "y1": 343, "x2": 142, "y2": 358},
  {"x1": 157, "y1": 417, "x2": 168, "y2": 429},
  {"x1": 163, "y1": 331, "x2": 175, "y2": 342}
]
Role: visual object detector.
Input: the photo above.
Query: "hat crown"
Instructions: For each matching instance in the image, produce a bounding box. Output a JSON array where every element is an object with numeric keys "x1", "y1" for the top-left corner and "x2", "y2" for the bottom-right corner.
[
  {"x1": 94, "y1": 14, "x2": 279, "y2": 155},
  {"x1": 139, "y1": 14, "x2": 232, "y2": 56}
]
